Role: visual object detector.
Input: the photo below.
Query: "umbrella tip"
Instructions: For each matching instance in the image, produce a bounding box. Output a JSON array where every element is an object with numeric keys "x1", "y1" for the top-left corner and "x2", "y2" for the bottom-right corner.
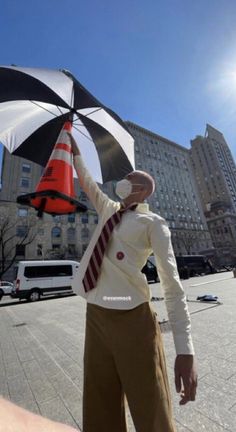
[
  {"x1": 59, "y1": 68, "x2": 68, "y2": 72},
  {"x1": 60, "y1": 68, "x2": 71, "y2": 76}
]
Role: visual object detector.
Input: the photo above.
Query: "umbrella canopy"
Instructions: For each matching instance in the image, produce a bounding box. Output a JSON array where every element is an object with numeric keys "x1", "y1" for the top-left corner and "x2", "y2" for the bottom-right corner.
[{"x1": 0, "y1": 66, "x2": 135, "y2": 183}]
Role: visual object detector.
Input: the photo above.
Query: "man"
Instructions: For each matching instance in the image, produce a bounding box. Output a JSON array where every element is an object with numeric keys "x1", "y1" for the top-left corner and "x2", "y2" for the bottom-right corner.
[{"x1": 69, "y1": 132, "x2": 198, "y2": 432}]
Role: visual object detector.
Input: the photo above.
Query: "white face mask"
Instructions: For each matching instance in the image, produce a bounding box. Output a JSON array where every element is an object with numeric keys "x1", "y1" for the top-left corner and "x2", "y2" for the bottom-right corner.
[{"x1": 115, "y1": 179, "x2": 143, "y2": 200}]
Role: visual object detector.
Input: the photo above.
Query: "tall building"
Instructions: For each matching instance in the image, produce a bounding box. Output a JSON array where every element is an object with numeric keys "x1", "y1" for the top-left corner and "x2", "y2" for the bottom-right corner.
[
  {"x1": 190, "y1": 124, "x2": 236, "y2": 265},
  {"x1": 126, "y1": 122, "x2": 212, "y2": 256}
]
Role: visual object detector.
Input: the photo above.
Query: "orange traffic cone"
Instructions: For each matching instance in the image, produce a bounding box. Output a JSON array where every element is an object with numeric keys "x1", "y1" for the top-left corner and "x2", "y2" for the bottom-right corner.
[{"x1": 17, "y1": 121, "x2": 87, "y2": 217}]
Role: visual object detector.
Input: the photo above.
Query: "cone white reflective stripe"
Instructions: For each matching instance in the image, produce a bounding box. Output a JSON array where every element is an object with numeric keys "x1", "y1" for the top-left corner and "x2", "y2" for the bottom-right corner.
[
  {"x1": 57, "y1": 129, "x2": 71, "y2": 145},
  {"x1": 50, "y1": 148, "x2": 72, "y2": 165}
]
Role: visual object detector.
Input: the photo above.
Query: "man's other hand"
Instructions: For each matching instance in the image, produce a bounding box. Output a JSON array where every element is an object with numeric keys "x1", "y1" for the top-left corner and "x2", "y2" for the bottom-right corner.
[{"x1": 174, "y1": 354, "x2": 198, "y2": 405}]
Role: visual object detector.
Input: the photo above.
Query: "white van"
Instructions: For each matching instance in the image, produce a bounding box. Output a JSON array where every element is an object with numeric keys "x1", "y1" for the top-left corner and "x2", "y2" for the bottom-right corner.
[{"x1": 12, "y1": 260, "x2": 79, "y2": 302}]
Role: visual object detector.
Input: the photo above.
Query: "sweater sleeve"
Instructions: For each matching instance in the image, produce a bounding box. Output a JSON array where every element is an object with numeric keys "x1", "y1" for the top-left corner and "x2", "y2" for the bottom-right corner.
[
  {"x1": 149, "y1": 217, "x2": 195, "y2": 355},
  {"x1": 73, "y1": 155, "x2": 118, "y2": 215}
]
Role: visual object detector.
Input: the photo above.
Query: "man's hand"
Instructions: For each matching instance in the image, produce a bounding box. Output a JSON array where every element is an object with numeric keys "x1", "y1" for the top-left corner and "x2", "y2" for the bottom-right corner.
[
  {"x1": 67, "y1": 131, "x2": 80, "y2": 156},
  {"x1": 174, "y1": 354, "x2": 198, "y2": 405}
]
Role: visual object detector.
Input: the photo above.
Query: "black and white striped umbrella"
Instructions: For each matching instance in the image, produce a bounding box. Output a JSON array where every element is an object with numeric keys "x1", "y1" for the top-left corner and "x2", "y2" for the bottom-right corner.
[{"x1": 0, "y1": 66, "x2": 135, "y2": 183}]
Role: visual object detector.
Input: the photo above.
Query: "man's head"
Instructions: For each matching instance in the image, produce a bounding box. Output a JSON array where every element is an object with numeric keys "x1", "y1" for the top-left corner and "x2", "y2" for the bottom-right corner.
[{"x1": 115, "y1": 170, "x2": 155, "y2": 206}]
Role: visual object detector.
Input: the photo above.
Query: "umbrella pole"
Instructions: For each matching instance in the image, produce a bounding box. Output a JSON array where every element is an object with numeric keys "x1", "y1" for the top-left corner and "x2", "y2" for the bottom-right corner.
[{"x1": 37, "y1": 198, "x2": 47, "y2": 218}]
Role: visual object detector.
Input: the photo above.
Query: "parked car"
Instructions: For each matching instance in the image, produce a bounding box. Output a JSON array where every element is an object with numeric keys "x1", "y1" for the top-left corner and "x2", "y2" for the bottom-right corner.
[
  {"x1": 142, "y1": 257, "x2": 159, "y2": 283},
  {"x1": 142, "y1": 254, "x2": 217, "y2": 283},
  {"x1": 0, "y1": 281, "x2": 14, "y2": 301},
  {"x1": 12, "y1": 260, "x2": 80, "y2": 302},
  {"x1": 175, "y1": 255, "x2": 216, "y2": 278}
]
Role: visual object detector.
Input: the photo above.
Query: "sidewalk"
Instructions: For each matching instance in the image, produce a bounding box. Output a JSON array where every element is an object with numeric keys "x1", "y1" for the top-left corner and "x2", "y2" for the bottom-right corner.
[{"x1": 0, "y1": 272, "x2": 236, "y2": 431}]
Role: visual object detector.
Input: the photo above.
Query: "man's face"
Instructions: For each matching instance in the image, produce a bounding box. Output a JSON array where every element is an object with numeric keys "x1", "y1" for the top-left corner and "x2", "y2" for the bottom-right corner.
[{"x1": 124, "y1": 172, "x2": 146, "y2": 198}]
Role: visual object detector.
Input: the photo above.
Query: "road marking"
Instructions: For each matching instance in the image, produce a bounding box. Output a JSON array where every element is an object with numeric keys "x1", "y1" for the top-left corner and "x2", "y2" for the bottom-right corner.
[{"x1": 190, "y1": 276, "x2": 232, "y2": 287}]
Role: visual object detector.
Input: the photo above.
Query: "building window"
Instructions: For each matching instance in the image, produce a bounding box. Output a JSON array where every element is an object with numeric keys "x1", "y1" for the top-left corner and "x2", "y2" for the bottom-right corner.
[
  {"x1": 21, "y1": 178, "x2": 30, "y2": 188},
  {"x1": 16, "y1": 226, "x2": 28, "y2": 237},
  {"x1": 37, "y1": 244, "x2": 43, "y2": 257},
  {"x1": 18, "y1": 208, "x2": 28, "y2": 217},
  {"x1": 94, "y1": 214, "x2": 98, "y2": 224},
  {"x1": 52, "y1": 244, "x2": 60, "y2": 250},
  {"x1": 52, "y1": 215, "x2": 61, "y2": 222},
  {"x1": 68, "y1": 213, "x2": 75, "y2": 223},
  {"x1": 22, "y1": 163, "x2": 31, "y2": 173},
  {"x1": 81, "y1": 214, "x2": 88, "y2": 224},
  {"x1": 82, "y1": 244, "x2": 88, "y2": 254},
  {"x1": 15, "y1": 244, "x2": 25, "y2": 257},
  {"x1": 51, "y1": 227, "x2": 61, "y2": 238},
  {"x1": 81, "y1": 227, "x2": 89, "y2": 240},
  {"x1": 68, "y1": 244, "x2": 76, "y2": 256},
  {"x1": 67, "y1": 228, "x2": 75, "y2": 243},
  {"x1": 80, "y1": 191, "x2": 87, "y2": 202}
]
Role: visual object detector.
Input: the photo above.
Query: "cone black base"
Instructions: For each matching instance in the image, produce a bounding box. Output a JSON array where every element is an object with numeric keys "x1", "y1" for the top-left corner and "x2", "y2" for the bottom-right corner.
[{"x1": 17, "y1": 190, "x2": 87, "y2": 217}]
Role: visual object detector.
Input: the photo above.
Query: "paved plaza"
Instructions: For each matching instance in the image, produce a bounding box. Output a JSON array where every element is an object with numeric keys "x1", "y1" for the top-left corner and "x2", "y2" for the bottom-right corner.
[{"x1": 0, "y1": 271, "x2": 236, "y2": 431}]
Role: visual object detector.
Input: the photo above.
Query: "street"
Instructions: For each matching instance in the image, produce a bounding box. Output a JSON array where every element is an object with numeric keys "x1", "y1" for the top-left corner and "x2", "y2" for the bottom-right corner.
[{"x1": 0, "y1": 272, "x2": 236, "y2": 431}]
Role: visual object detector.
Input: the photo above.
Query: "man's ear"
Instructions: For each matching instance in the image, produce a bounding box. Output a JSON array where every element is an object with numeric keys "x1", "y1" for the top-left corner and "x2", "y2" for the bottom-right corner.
[{"x1": 143, "y1": 186, "x2": 151, "y2": 199}]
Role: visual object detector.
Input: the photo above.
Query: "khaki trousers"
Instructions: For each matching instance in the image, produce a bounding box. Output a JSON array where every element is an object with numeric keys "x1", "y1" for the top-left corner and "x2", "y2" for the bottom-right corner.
[{"x1": 83, "y1": 302, "x2": 176, "y2": 432}]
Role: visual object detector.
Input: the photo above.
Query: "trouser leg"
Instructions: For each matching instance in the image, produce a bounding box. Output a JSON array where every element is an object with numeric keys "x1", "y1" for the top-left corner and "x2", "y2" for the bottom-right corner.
[
  {"x1": 112, "y1": 303, "x2": 177, "y2": 432},
  {"x1": 83, "y1": 304, "x2": 127, "y2": 432}
]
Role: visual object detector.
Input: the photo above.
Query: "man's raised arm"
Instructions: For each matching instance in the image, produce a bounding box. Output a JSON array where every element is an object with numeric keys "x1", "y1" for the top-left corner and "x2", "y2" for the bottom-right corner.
[{"x1": 68, "y1": 132, "x2": 117, "y2": 215}]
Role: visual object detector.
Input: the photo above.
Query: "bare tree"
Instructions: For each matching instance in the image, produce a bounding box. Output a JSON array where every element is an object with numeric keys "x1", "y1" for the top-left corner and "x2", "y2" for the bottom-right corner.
[
  {"x1": 174, "y1": 230, "x2": 198, "y2": 255},
  {"x1": 0, "y1": 214, "x2": 37, "y2": 278}
]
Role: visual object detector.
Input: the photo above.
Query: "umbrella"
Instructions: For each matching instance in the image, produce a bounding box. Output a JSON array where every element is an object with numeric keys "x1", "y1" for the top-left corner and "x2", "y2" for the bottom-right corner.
[{"x1": 0, "y1": 65, "x2": 135, "y2": 183}]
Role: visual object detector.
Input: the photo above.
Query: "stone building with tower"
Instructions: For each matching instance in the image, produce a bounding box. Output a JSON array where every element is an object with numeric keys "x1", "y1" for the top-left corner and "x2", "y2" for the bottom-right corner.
[{"x1": 190, "y1": 124, "x2": 236, "y2": 265}]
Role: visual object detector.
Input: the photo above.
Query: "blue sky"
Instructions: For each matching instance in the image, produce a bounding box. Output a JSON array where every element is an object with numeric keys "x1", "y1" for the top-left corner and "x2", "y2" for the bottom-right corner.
[{"x1": 1, "y1": 0, "x2": 236, "y2": 171}]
